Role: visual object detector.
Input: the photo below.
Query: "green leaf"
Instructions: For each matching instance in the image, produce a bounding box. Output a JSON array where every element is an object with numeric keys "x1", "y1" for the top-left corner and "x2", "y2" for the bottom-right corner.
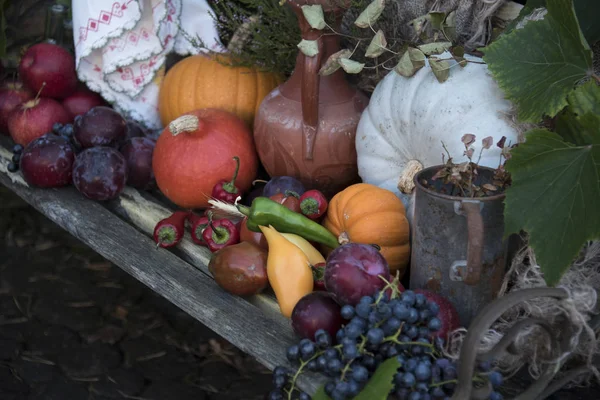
[
  {"x1": 354, "y1": 0, "x2": 385, "y2": 28},
  {"x1": 574, "y1": 0, "x2": 600, "y2": 45},
  {"x1": 312, "y1": 385, "x2": 332, "y2": 400},
  {"x1": 567, "y1": 80, "x2": 600, "y2": 116},
  {"x1": 555, "y1": 81, "x2": 600, "y2": 145},
  {"x1": 301, "y1": 5, "x2": 326, "y2": 30},
  {"x1": 297, "y1": 39, "x2": 319, "y2": 57},
  {"x1": 394, "y1": 48, "x2": 425, "y2": 77},
  {"x1": 418, "y1": 41, "x2": 452, "y2": 56},
  {"x1": 504, "y1": 129, "x2": 600, "y2": 286},
  {"x1": 319, "y1": 49, "x2": 352, "y2": 76},
  {"x1": 441, "y1": 11, "x2": 457, "y2": 41},
  {"x1": 365, "y1": 30, "x2": 387, "y2": 58},
  {"x1": 482, "y1": 0, "x2": 593, "y2": 123},
  {"x1": 339, "y1": 58, "x2": 365, "y2": 74},
  {"x1": 429, "y1": 56, "x2": 450, "y2": 83},
  {"x1": 354, "y1": 357, "x2": 400, "y2": 400},
  {"x1": 429, "y1": 11, "x2": 446, "y2": 30}
]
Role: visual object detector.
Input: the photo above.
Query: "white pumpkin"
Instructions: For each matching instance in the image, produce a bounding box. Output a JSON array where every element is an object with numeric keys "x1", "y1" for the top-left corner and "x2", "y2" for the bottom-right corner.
[{"x1": 356, "y1": 51, "x2": 520, "y2": 213}]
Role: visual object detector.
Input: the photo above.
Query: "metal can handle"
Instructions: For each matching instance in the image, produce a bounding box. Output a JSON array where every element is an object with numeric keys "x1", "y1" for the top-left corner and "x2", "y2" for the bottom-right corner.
[{"x1": 451, "y1": 200, "x2": 484, "y2": 285}]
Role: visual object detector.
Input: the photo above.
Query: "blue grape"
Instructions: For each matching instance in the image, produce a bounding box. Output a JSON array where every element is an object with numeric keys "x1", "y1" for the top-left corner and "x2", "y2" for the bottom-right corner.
[
  {"x1": 356, "y1": 302, "x2": 371, "y2": 318},
  {"x1": 397, "y1": 335, "x2": 411, "y2": 351},
  {"x1": 406, "y1": 325, "x2": 419, "y2": 339},
  {"x1": 317, "y1": 355, "x2": 328, "y2": 370},
  {"x1": 307, "y1": 359, "x2": 318, "y2": 371},
  {"x1": 328, "y1": 358, "x2": 343, "y2": 373},
  {"x1": 345, "y1": 323, "x2": 362, "y2": 339},
  {"x1": 325, "y1": 382, "x2": 335, "y2": 396},
  {"x1": 341, "y1": 304, "x2": 355, "y2": 319},
  {"x1": 273, "y1": 366, "x2": 289, "y2": 377},
  {"x1": 335, "y1": 381, "x2": 349, "y2": 395},
  {"x1": 376, "y1": 303, "x2": 392, "y2": 319},
  {"x1": 268, "y1": 389, "x2": 284, "y2": 400},
  {"x1": 411, "y1": 345, "x2": 423, "y2": 356},
  {"x1": 386, "y1": 345, "x2": 399, "y2": 358},
  {"x1": 419, "y1": 327, "x2": 431, "y2": 338},
  {"x1": 298, "y1": 392, "x2": 311, "y2": 400},
  {"x1": 286, "y1": 345, "x2": 299, "y2": 362},
  {"x1": 402, "y1": 372, "x2": 416, "y2": 387},
  {"x1": 340, "y1": 337, "x2": 354, "y2": 347},
  {"x1": 428, "y1": 301, "x2": 440, "y2": 315},
  {"x1": 347, "y1": 379, "x2": 360, "y2": 396},
  {"x1": 315, "y1": 329, "x2": 332, "y2": 348},
  {"x1": 368, "y1": 311, "x2": 380, "y2": 325},
  {"x1": 478, "y1": 360, "x2": 492, "y2": 372},
  {"x1": 409, "y1": 392, "x2": 422, "y2": 400},
  {"x1": 393, "y1": 303, "x2": 410, "y2": 320},
  {"x1": 273, "y1": 374, "x2": 287, "y2": 389},
  {"x1": 443, "y1": 366, "x2": 457, "y2": 380},
  {"x1": 408, "y1": 308, "x2": 419, "y2": 324},
  {"x1": 430, "y1": 387, "x2": 445, "y2": 398},
  {"x1": 359, "y1": 295, "x2": 373, "y2": 304},
  {"x1": 394, "y1": 372, "x2": 404, "y2": 384},
  {"x1": 489, "y1": 392, "x2": 503, "y2": 400},
  {"x1": 420, "y1": 309, "x2": 432, "y2": 321},
  {"x1": 324, "y1": 348, "x2": 338, "y2": 360},
  {"x1": 350, "y1": 316, "x2": 367, "y2": 330},
  {"x1": 416, "y1": 382, "x2": 429, "y2": 392},
  {"x1": 428, "y1": 318, "x2": 442, "y2": 332},
  {"x1": 361, "y1": 354, "x2": 376, "y2": 370},
  {"x1": 384, "y1": 317, "x2": 402, "y2": 334},
  {"x1": 351, "y1": 365, "x2": 369, "y2": 382},
  {"x1": 488, "y1": 371, "x2": 504, "y2": 388},
  {"x1": 336, "y1": 328, "x2": 345, "y2": 343},
  {"x1": 300, "y1": 341, "x2": 316, "y2": 360},
  {"x1": 396, "y1": 388, "x2": 409, "y2": 400},
  {"x1": 431, "y1": 366, "x2": 441, "y2": 383},
  {"x1": 415, "y1": 362, "x2": 432, "y2": 381},
  {"x1": 415, "y1": 293, "x2": 427, "y2": 308},
  {"x1": 435, "y1": 358, "x2": 451, "y2": 369},
  {"x1": 402, "y1": 291, "x2": 416, "y2": 306},
  {"x1": 366, "y1": 328, "x2": 385, "y2": 345},
  {"x1": 404, "y1": 357, "x2": 418, "y2": 372},
  {"x1": 342, "y1": 343, "x2": 359, "y2": 360}
]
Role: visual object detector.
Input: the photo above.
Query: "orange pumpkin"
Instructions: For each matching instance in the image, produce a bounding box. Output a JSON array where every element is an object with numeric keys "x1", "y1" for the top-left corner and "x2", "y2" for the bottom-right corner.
[
  {"x1": 152, "y1": 109, "x2": 259, "y2": 209},
  {"x1": 322, "y1": 183, "x2": 410, "y2": 276},
  {"x1": 158, "y1": 54, "x2": 283, "y2": 127}
]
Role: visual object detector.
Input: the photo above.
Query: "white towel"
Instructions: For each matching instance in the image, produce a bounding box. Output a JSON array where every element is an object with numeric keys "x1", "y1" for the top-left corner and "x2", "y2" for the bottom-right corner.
[{"x1": 72, "y1": 0, "x2": 223, "y2": 129}]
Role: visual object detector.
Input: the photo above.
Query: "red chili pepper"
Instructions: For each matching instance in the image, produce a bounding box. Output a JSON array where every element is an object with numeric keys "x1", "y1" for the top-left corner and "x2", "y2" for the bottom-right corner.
[
  {"x1": 270, "y1": 191, "x2": 301, "y2": 213},
  {"x1": 312, "y1": 262, "x2": 326, "y2": 291},
  {"x1": 153, "y1": 211, "x2": 189, "y2": 248},
  {"x1": 188, "y1": 212, "x2": 210, "y2": 246},
  {"x1": 202, "y1": 211, "x2": 240, "y2": 252},
  {"x1": 211, "y1": 156, "x2": 242, "y2": 203},
  {"x1": 299, "y1": 189, "x2": 328, "y2": 220}
]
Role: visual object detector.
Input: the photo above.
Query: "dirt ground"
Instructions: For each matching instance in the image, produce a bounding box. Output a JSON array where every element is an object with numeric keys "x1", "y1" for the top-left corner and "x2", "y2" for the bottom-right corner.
[{"x1": 0, "y1": 187, "x2": 271, "y2": 400}]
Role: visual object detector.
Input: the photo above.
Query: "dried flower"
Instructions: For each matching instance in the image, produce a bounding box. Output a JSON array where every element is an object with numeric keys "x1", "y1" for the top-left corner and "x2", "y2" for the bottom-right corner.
[
  {"x1": 482, "y1": 136, "x2": 493, "y2": 149},
  {"x1": 461, "y1": 134, "x2": 476, "y2": 146},
  {"x1": 496, "y1": 136, "x2": 507, "y2": 149}
]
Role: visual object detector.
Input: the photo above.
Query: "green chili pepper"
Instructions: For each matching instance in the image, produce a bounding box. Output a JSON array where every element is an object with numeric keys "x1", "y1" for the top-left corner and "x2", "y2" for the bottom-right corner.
[{"x1": 237, "y1": 197, "x2": 339, "y2": 249}]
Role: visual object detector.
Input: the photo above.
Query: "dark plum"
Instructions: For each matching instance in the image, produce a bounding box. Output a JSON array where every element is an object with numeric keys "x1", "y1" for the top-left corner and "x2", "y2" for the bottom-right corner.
[
  {"x1": 263, "y1": 176, "x2": 306, "y2": 197},
  {"x1": 120, "y1": 137, "x2": 155, "y2": 190},
  {"x1": 325, "y1": 243, "x2": 390, "y2": 306},
  {"x1": 242, "y1": 182, "x2": 266, "y2": 206},
  {"x1": 73, "y1": 106, "x2": 127, "y2": 148},
  {"x1": 19, "y1": 134, "x2": 75, "y2": 187},
  {"x1": 414, "y1": 289, "x2": 461, "y2": 340},
  {"x1": 291, "y1": 291, "x2": 343, "y2": 340},
  {"x1": 72, "y1": 147, "x2": 127, "y2": 201}
]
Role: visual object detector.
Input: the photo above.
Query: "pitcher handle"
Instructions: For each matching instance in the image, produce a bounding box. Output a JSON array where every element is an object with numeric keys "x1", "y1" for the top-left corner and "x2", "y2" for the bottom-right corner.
[
  {"x1": 451, "y1": 200, "x2": 484, "y2": 285},
  {"x1": 301, "y1": 36, "x2": 323, "y2": 161}
]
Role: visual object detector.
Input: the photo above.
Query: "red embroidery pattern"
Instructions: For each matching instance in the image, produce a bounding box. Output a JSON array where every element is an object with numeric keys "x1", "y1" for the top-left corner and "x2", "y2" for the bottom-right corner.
[
  {"x1": 118, "y1": 56, "x2": 160, "y2": 88},
  {"x1": 76, "y1": 0, "x2": 136, "y2": 47},
  {"x1": 106, "y1": 28, "x2": 152, "y2": 52}
]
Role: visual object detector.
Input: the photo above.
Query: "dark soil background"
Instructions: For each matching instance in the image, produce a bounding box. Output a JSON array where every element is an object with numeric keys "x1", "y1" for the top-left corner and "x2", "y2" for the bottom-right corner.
[{"x1": 0, "y1": 187, "x2": 271, "y2": 400}]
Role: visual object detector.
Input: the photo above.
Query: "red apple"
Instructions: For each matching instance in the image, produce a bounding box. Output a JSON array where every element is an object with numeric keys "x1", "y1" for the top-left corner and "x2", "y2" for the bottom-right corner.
[
  {"x1": 0, "y1": 81, "x2": 33, "y2": 134},
  {"x1": 8, "y1": 98, "x2": 70, "y2": 146},
  {"x1": 19, "y1": 43, "x2": 77, "y2": 99},
  {"x1": 62, "y1": 88, "x2": 106, "y2": 120}
]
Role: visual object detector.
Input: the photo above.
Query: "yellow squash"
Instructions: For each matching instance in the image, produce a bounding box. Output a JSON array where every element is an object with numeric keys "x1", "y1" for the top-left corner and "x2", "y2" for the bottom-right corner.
[
  {"x1": 259, "y1": 225, "x2": 313, "y2": 317},
  {"x1": 280, "y1": 233, "x2": 326, "y2": 266}
]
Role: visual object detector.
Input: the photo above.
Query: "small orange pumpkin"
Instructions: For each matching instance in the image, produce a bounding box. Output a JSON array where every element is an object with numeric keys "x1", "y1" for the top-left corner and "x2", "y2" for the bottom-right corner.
[
  {"x1": 158, "y1": 54, "x2": 282, "y2": 127},
  {"x1": 322, "y1": 183, "x2": 410, "y2": 276}
]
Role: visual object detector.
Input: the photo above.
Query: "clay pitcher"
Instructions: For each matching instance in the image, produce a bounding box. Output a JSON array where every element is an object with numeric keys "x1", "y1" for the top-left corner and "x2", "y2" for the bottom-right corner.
[{"x1": 253, "y1": 0, "x2": 369, "y2": 197}]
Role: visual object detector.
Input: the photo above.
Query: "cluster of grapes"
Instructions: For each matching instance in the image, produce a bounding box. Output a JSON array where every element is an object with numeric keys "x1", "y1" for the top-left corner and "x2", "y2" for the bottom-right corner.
[
  {"x1": 270, "y1": 289, "x2": 504, "y2": 400},
  {"x1": 51, "y1": 122, "x2": 80, "y2": 151},
  {"x1": 6, "y1": 144, "x2": 24, "y2": 172}
]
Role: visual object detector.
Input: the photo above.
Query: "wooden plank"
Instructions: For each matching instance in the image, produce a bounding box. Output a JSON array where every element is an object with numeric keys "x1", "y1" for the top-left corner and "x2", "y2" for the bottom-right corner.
[
  {"x1": 104, "y1": 187, "x2": 283, "y2": 319},
  {"x1": 0, "y1": 144, "x2": 324, "y2": 394}
]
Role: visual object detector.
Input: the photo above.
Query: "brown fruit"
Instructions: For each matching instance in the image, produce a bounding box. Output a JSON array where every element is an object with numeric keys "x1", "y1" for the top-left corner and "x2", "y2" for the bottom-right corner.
[
  {"x1": 239, "y1": 217, "x2": 268, "y2": 250},
  {"x1": 208, "y1": 241, "x2": 268, "y2": 297}
]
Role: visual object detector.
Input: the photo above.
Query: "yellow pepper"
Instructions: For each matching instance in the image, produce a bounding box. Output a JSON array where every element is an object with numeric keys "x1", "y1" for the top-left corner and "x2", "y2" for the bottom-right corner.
[
  {"x1": 280, "y1": 232, "x2": 326, "y2": 266},
  {"x1": 259, "y1": 225, "x2": 314, "y2": 317}
]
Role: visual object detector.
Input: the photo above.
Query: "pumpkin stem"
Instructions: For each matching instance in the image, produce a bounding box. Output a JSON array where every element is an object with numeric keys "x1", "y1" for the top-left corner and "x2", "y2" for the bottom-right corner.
[
  {"x1": 338, "y1": 232, "x2": 350, "y2": 245},
  {"x1": 397, "y1": 159, "x2": 424, "y2": 194},
  {"x1": 169, "y1": 115, "x2": 203, "y2": 136}
]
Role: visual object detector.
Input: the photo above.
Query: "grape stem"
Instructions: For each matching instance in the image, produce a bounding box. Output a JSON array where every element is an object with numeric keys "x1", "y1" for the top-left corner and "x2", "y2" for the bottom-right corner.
[{"x1": 286, "y1": 350, "x2": 323, "y2": 400}]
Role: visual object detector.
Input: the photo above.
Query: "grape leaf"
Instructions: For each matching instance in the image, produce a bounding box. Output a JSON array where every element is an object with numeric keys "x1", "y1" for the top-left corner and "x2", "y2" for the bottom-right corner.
[
  {"x1": 319, "y1": 49, "x2": 352, "y2": 76},
  {"x1": 394, "y1": 48, "x2": 425, "y2": 77},
  {"x1": 312, "y1": 385, "x2": 332, "y2": 400},
  {"x1": 418, "y1": 41, "x2": 452, "y2": 56},
  {"x1": 429, "y1": 12, "x2": 446, "y2": 30},
  {"x1": 353, "y1": 357, "x2": 400, "y2": 400},
  {"x1": 504, "y1": 128, "x2": 600, "y2": 286},
  {"x1": 556, "y1": 81, "x2": 600, "y2": 145},
  {"x1": 339, "y1": 58, "x2": 365, "y2": 74},
  {"x1": 365, "y1": 30, "x2": 387, "y2": 58},
  {"x1": 297, "y1": 39, "x2": 319, "y2": 57},
  {"x1": 354, "y1": 0, "x2": 385, "y2": 28},
  {"x1": 567, "y1": 80, "x2": 600, "y2": 116},
  {"x1": 574, "y1": 0, "x2": 600, "y2": 44},
  {"x1": 301, "y1": 5, "x2": 326, "y2": 30},
  {"x1": 429, "y1": 57, "x2": 450, "y2": 83},
  {"x1": 482, "y1": 0, "x2": 593, "y2": 123}
]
